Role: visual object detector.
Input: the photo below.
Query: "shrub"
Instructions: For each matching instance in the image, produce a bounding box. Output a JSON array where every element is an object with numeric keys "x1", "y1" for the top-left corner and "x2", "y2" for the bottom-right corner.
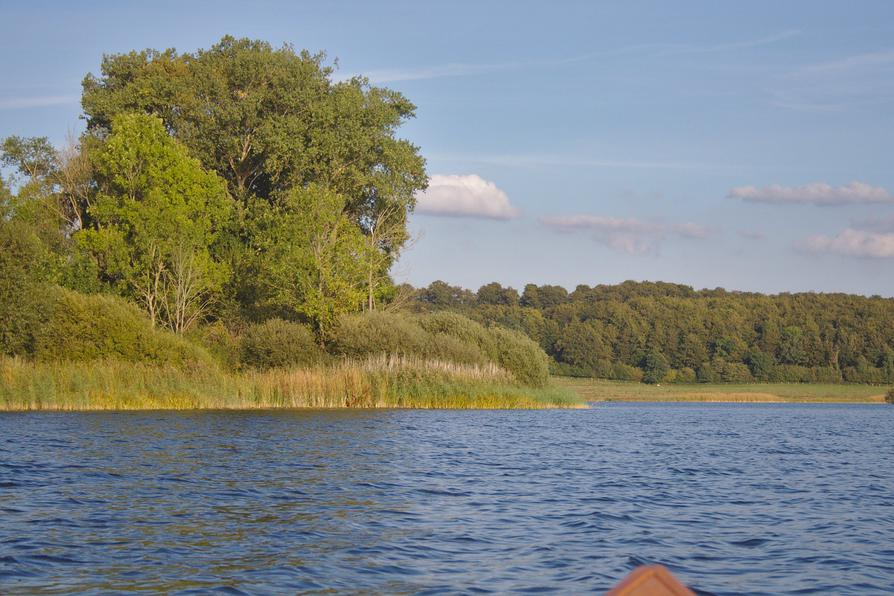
[
  {"x1": 719, "y1": 362, "x2": 754, "y2": 383},
  {"x1": 674, "y1": 367, "x2": 698, "y2": 383},
  {"x1": 239, "y1": 318, "x2": 325, "y2": 370},
  {"x1": 0, "y1": 222, "x2": 45, "y2": 356},
  {"x1": 487, "y1": 326, "x2": 549, "y2": 387},
  {"x1": 329, "y1": 311, "x2": 550, "y2": 387},
  {"x1": 696, "y1": 361, "x2": 720, "y2": 383},
  {"x1": 611, "y1": 362, "x2": 644, "y2": 382},
  {"x1": 32, "y1": 286, "x2": 214, "y2": 369},
  {"x1": 886, "y1": 388, "x2": 894, "y2": 404},
  {"x1": 329, "y1": 312, "x2": 428, "y2": 359},
  {"x1": 417, "y1": 311, "x2": 498, "y2": 358},
  {"x1": 189, "y1": 321, "x2": 241, "y2": 370}
]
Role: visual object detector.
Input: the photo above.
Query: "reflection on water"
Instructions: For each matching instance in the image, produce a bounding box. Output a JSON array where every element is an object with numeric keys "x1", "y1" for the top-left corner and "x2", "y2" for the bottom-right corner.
[{"x1": 1, "y1": 404, "x2": 893, "y2": 594}]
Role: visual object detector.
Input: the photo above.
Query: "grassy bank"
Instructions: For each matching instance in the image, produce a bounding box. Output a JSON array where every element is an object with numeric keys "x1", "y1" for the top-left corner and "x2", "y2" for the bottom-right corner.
[
  {"x1": 0, "y1": 355, "x2": 583, "y2": 411},
  {"x1": 557, "y1": 377, "x2": 888, "y2": 403}
]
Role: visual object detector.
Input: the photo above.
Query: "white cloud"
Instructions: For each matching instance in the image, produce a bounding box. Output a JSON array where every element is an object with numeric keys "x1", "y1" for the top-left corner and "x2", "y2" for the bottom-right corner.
[
  {"x1": 728, "y1": 181, "x2": 893, "y2": 206},
  {"x1": 540, "y1": 215, "x2": 709, "y2": 255},
  {"x1": 414, "y1": 174, "x2": 520, "y2": 220},
  {"x1": 0, "y1": 95, "x2": 79, "y2": 110},
  {"x1": 803, "y1": 229, "x2": 894, "y2": 259}
]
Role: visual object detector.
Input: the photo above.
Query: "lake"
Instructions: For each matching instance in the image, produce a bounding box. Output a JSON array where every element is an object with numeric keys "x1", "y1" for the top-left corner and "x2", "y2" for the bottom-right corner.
[{"x1": 1, "y1": 404, "x2": 893, "y2": 594}]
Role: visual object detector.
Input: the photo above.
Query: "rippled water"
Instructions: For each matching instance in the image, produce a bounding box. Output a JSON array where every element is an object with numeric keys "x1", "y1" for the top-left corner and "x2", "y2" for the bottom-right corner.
[{"x1": 1, "y1": 404, "x2": 893, "y2": 594}]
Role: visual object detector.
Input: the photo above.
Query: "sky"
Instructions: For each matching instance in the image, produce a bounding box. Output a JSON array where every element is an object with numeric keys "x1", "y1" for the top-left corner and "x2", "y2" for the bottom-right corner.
[{"x1": 2, "y1": 0, "x2": 893, "y2": 295}]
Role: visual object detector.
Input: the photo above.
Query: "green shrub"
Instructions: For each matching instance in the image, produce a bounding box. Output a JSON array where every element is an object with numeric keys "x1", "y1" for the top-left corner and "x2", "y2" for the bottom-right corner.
[
  {"x1": 32, "y1": 286, "x2": 214, "y2": 369},
  {"x1": 329, "y1": 312, "x2": 428, "y2": 358},
  {"x1": 417, "y1": 311, "x2": 499, "y2": 357},
  {"x1": 239, "y1": 318, "x2": 325, "y2": 370},
  {"x1": 719, "y1": 362, "x2": 754, "y2": 383},
  {"x1": 611, "y1": 362, "x2": 644, "y2": 382},
  {"x1": 674, "y1": 367, "x2": 698, "y2": 383},
  {"x1": 487, "y1": 326, "x2": 549, "y2": 387},
  {"x1": 329, "y1": 311, "x2": 550, "y2": 386},
  {"x1": 189, "y1": 321, "x2": 241, "y2": 370},
  {"x1": 0, "y1": 222, "x2": 45, "y2": 356}
]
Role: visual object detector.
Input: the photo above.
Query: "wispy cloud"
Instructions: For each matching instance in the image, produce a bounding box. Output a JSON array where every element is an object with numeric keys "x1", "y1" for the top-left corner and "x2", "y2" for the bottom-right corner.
[
  {"x1": 802, "y1": 229, "x2": 894, "y2": 259},
  {"x1": 799, "y1": 49, "x2": 894, "y2": 76},
  {"x1": 728, "y1": 181, "x2": 893, "y2": 206},
  {"x1": 540, "y1": 215, "x2": 709, "y2": 255},
  {"x1": 660, "y1": 29, "x2": 801, "y2": 55},
  {"x1": 774, "y1": 48, "x2": 894, "y2": 112},
  {"x1": 0, "y1": 95, "x2": 79, "y2": 110},
  {"x1": 344, "y1": 30, "x2": 801, "y2": 84},
  {"x1": 358, "y1": 61, "x2": 523, "y2": 84},
  {"x1": 432, "y1": 152, "x2": 711, "y2": 170},
  {"x1": 415, "y1": 174, "x2": 520, "y2": 220}
]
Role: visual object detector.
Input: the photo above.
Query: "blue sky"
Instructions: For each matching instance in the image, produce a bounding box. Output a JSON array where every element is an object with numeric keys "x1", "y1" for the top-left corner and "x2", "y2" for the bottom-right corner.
[{"x1": 2, "y1": 0, "x2": 893, "y2": 295}]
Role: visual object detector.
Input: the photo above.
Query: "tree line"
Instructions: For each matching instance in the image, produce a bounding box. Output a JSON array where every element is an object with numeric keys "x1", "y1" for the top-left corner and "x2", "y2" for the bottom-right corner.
[{"x1": 408, "y1": 280, "x2": 894, "y2": 384}]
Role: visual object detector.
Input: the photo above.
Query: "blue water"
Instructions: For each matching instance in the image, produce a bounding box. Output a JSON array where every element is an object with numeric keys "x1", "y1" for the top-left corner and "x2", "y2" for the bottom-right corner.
[{"x1": 1, "y1": 404, "x2": 893, "y2": 594}]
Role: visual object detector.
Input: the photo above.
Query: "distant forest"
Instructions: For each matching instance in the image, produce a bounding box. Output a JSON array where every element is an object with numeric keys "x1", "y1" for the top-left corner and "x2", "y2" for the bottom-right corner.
[{"x1": 407, "y1": 280, "x2": 894, "y2": 384}]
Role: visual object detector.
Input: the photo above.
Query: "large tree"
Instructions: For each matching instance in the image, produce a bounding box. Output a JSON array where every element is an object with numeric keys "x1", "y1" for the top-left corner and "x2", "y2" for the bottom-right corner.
[
  {"x1": 81, "y1": 36, "x2": 427, "y2": 318},
  {"x1": 81, "y1": 36, "x2": 427, "y2": 220}
]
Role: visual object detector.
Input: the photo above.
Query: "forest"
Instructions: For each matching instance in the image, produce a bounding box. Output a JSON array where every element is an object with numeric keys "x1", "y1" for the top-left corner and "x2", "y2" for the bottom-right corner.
[
  {"x1": 1, "y1": 36, "x2": 893, "y2": 407},
  {"x1": 408, "y1": 280, "x2": 894, "y2": 384}
]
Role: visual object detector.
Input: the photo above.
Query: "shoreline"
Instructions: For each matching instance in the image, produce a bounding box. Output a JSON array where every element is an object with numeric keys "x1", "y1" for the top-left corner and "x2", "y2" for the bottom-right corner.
[{"x1": 557, "y1": 377, "x2": 888, "y2": 404}]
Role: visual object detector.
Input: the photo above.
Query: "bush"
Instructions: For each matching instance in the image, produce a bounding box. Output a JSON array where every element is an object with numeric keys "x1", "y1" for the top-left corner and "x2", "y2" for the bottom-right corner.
[
  {"x1": 239, "y1": 319, "x2": 325, "y2": 370},
  {"x1": 189, "y1": 321, "x2": 241, "y2": 370},
  {"x1": 886, "y1": 388, "x2": 894, "y2": 404},
  {"x1": 329, "y1": 311, "x2": 550, "y2": 386},
  {"x1": 0, "y1": 222, "x2": 45, "y2": 356},
  {"x1": 32, "y1": 286, "x2": 215, "y2": 369},
  {"x1": 417, "y1": 311, "x2": 498, "y2": 357},
  {"x1": 674, "y1": 367, "x2": 698, "y2": 383},
  {"x1": 719, "y1": 362, "x2": 753, "y2": 383},
  {"x1": 487, "y1": 326, "x2": 549, "y2": 387},
  {"x1": 329, "y1": 312, "x2": 428, "y2": 359},
  {"x1": 611, "y1": 363, "x2": 644, "y2": 382}
]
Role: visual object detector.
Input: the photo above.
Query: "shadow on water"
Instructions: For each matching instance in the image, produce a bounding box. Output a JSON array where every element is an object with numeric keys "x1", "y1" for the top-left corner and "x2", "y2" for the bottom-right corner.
[{"x1": 1, "y1": 404, "x2": 893, "y2": 594}]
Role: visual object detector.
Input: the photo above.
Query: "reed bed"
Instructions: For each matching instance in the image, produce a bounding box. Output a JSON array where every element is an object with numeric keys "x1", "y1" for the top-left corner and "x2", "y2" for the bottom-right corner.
[{"x1": 0, "y1": 356, "x2": 583, "y2": 411}]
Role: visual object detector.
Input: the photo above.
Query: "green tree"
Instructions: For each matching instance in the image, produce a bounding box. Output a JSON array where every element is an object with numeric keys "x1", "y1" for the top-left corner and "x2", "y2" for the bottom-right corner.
[
  {"x1": 641, "y1": 350, "x2": 670, "y2": 384},
  {"x1": 254, "y1": 185, "x2": 370, "y2": 338},
  {"x1": 76, "y1": 114, "x2": 233, "y2": 332}
]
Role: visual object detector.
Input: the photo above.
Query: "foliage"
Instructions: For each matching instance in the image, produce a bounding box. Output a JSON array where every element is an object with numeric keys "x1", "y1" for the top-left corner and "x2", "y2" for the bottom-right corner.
[
  {"x1": 239, "y1": 319, "x2": 325, "y2": 370},
  {"x1": 0, "y1": 222, "x2": 46, "y2": 355},
  {"x1": 640, "y1": 350, "x2": 670, "y2": 384},
  {"x1": 32, "y1": 286, "x2": 215, "y2": 369},
  {"x1": 328, "y1": 311, "x2": 550, "y2": 386},
  {"x1": 76, "y1": 113, "x2": 233, "y2": 332},
  {"x1": 252, "y1": 185, "x2": 370, "y2": 335},
  {"x1": 411, "y1": 279, "x2": 894, "y2": 385}
]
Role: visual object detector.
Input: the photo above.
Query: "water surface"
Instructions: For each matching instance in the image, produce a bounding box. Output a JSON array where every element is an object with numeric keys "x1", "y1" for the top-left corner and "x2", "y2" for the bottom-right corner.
[{"x1": 1, "y1": 404, "x2": 893, "y2": 594}]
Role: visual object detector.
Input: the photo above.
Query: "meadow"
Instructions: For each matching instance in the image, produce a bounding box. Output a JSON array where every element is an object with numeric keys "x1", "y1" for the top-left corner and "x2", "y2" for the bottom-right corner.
[{"x1": 557, "y1": 377, "x2": 889, "y2": 403}]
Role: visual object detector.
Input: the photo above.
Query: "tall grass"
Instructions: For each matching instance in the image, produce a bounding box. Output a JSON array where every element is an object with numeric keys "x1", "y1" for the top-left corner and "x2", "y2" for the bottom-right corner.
[{"x1": 0, "y1": 355, "x2": 582, "y2": 411}]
